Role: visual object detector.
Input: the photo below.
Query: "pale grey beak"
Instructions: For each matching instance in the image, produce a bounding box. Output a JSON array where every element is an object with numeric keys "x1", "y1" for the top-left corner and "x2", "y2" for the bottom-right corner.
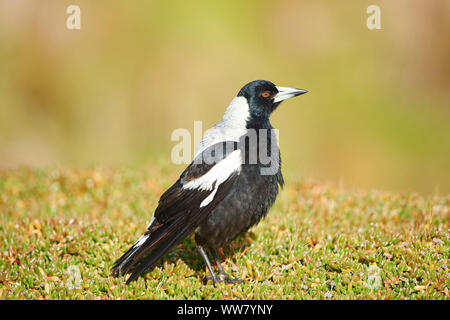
[{"x1": 274, "y1": 86, "x2": 308, "y2": 103}]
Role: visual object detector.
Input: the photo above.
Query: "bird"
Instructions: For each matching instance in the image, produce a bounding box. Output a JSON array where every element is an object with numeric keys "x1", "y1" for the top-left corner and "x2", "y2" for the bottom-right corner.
[{"x1": 111, "y1": 80, "x2": 307, "y2": 284}]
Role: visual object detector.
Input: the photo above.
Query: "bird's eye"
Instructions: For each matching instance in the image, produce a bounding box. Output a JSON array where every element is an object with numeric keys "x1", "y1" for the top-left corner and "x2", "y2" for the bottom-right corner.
[{"x1": 262, "y1": 91, "x2": 271, "y2": 98}]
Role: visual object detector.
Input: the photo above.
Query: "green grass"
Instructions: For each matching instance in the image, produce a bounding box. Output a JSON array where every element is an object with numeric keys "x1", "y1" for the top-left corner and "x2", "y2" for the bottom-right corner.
[{"x1": 0, "y1": 166, "x2": 448, "y2": 299}]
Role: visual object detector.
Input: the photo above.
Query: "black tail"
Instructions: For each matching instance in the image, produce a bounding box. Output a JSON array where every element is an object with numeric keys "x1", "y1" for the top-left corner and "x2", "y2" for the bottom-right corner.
[
  {"x1": 124, "y1": 223, "x2": 193, "y2": 284},
  {"x1": 110, "y1": 171, "x2": 238, "y2": 283},
  {"x1": 111, "y1": 216, "x2": 193, "y2": 283}
]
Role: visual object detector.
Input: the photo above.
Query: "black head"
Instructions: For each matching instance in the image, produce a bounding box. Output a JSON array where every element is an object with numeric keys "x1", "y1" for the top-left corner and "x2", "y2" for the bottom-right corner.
[{"x1": 237, "y1": 80, "x2": 307, "y2": 120}]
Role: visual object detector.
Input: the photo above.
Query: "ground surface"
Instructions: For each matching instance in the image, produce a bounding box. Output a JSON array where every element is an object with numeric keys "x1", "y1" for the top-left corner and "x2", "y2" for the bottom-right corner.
[{"x1": 0, "y1": 166, "x2": 448, "y2": 299}]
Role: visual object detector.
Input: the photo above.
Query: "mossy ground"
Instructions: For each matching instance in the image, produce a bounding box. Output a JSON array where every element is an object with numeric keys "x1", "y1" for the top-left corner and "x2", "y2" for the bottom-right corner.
[{"x1": 0, "y1": 166, "x2": 448, "y2": 299}]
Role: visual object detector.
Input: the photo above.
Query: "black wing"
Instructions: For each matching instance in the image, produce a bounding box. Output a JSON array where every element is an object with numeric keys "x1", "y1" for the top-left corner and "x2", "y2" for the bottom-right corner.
[{"x1": 111, "y1": 141, "x2": 240, "y2": 283}]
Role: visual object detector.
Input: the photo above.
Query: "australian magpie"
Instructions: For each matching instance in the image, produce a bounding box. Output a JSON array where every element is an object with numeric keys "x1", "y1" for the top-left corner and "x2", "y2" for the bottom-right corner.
[{"x1": 111, "y1": 80, "x2": 307, "y2": 284}]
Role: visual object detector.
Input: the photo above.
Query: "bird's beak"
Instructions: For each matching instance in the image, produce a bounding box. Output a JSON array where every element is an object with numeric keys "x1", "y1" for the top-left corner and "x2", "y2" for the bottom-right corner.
[{"x1": 274, "y1": 86, "x2": 308, "y2": 103}]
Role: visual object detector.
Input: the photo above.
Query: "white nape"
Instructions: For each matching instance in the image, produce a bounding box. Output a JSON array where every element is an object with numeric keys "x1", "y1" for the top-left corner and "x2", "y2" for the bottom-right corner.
[{"x1": 194, "y1": 96, "x2": 249, "y2": 158}]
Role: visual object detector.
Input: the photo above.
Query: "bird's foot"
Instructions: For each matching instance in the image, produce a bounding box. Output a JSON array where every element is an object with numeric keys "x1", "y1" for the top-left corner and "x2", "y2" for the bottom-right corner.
[
  {"x1": 203, "y1": 272, "x2": 243, "y2": 286},
  {"x1": 219, "y1": 271, "x2": 243, "y2": 284}
]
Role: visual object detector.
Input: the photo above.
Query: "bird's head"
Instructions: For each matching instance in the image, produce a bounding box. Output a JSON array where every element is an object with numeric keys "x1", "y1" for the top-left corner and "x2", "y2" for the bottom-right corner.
[{"x1": 237, "y1": 80, "x2": 307, "y2": 120}]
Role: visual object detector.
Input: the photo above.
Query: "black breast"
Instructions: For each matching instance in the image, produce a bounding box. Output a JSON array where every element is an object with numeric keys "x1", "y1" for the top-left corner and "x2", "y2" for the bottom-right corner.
[{"x1": 195, "y1": 122, "x2": 284, "y2": 248}]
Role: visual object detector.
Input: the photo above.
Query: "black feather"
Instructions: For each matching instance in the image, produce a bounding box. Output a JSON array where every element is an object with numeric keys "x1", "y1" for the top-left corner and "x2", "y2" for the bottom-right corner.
[{"x1": 111, "y1": 142, "x2": 240, "y2": 281}]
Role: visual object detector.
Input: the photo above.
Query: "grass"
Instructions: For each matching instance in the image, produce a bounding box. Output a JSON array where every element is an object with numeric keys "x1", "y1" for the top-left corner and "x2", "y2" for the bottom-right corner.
[{"x1": 0, "y1": 166, "x2": 448, "y2": 300}]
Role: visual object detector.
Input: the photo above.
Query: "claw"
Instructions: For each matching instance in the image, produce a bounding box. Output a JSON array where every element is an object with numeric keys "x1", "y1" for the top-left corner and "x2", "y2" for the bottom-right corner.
[
  {"x1": 203, "y1": 274, "x2": 220, "y2": 286},
  {"x1": 219, "y1": 272, "x2": 243, "y2": 284},
  {"x1": 203, "y1": 273, "x2": 243, "y2": 285}
]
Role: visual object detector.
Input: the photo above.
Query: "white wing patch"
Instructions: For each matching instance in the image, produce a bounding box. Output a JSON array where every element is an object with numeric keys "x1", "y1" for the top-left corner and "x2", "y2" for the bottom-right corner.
[
  {"x1": 133, "y1": 215, "x2": 156, "y2": 248},
  {"x1": 134, "y1": 234, "x2": 149, "y2": 248},
  {"x1": 200, "y1": 188, "x2": 218, "y2": 208},
  {"x1": 183, "y1": 149, "x2": 242, "y2": 207},
  {"x1": 147, "y1": 215, "x2": 155, "y2": 228}
]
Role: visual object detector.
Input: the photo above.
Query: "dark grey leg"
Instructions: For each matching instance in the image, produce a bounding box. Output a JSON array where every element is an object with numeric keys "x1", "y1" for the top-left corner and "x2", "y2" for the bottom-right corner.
[{"x1": 197, "y1": 245, "x2": 221, "y2": 286}]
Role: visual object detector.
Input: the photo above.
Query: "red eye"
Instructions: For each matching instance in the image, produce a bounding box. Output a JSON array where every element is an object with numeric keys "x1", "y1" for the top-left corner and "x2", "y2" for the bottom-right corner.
[{"x1": 262, "y1": 91, "x2": 271, "y2": 98}]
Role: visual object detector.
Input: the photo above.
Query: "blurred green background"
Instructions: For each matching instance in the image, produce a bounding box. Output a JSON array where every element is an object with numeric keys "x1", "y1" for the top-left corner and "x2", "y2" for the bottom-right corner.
[{"x1": 0, "y1": 0, "x2": 449, "y2": 194}]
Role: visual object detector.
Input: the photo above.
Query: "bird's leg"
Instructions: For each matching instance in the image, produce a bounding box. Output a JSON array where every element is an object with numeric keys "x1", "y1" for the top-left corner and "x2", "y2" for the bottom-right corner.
[
  {"x1": 212, "y1": 249, "x2": 243, "y2": 284},
  {"x1": 197, "y1": 245, "x2": 221, "y2": 286}
]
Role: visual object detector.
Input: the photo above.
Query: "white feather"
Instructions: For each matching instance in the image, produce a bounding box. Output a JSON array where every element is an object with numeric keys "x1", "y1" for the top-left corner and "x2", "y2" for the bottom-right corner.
[
  {"x1": 183, "y1": 149, "x2": 242, "y2": 207},
  {"x1": 194, "y1": 97, "x2": 249, "y2": 158},
  {"x1": 134, "y1": 234, "x2": 149, "y2": 247},
  {"x1": 147, "y1": 215, "x2": 155, "y2": 228},
  {"x1": 184, "y1": 96, "x2": 248, "y2": 207},
  {"x1": 183, "y1": 149, "x2": 242, "y2": 191},
  {"x1": 200, "y1": 188, "x2": 218, "y2": 207}
]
